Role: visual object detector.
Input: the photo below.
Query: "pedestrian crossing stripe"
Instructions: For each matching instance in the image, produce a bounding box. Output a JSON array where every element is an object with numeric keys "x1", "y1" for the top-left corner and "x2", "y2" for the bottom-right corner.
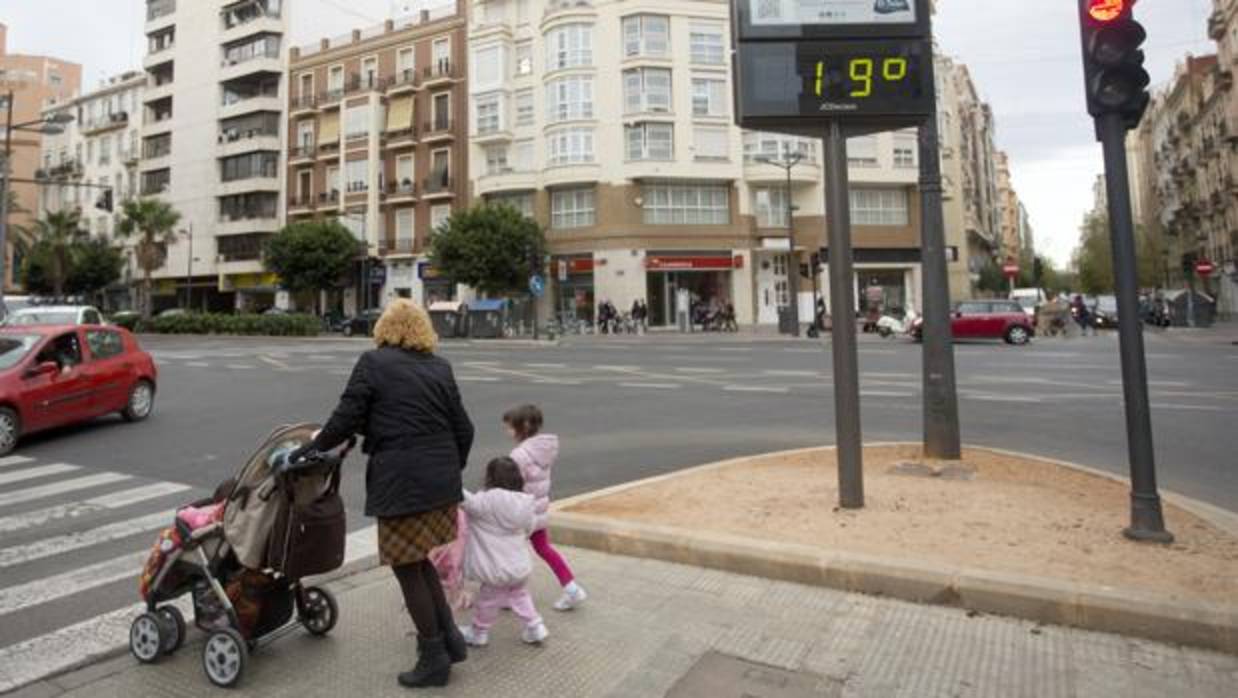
[
  {"x1": 0, "y1": 509, "x2": 176, "y2": 568},
  {"x1": 0, "y1": 456, "x2": 34, "y2": 469},
  {"x1": 0, "y1": 482, "x2": 191, "y2": 534},
  {"x1": 0, "y1": 551, "x2": 149, "y2": 617},
  {"x1": 0, "y1": 464, "x2": 79, "y2": 487},
  {"x1": 0, "y1": 473, "x2": 132, "y2": 508}
]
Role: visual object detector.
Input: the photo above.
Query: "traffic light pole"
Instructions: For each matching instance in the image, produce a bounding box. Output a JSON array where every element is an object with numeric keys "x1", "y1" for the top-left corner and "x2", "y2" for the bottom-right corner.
[
  {"x1": 823, "y1": 121, "x2": 864, "y2": 509},
  {"x1": 1097, "y1": 112, "x2": 1173, "y2": 543},
  {"x1": 0, "y1": 92, "x2": 13, "y2": 311}
]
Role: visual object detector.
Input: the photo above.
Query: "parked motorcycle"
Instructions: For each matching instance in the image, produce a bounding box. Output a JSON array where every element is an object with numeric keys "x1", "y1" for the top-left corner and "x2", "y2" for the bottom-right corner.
[{"x1": 875, "y1": 309, "x2": 919, "y2": 339}]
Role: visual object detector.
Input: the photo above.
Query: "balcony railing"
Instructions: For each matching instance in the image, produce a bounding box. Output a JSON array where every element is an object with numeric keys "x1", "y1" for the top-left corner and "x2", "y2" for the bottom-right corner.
[
  {"x1": 318, "y1": 191, "x2": 341, "y2": 205},
  {"x1": 423, "y1": 176, "x2": 453, "y2": 194},
  {"x1": 292, "y1": 94, "x2": 317, "y2": 110},
  {"x1": 147, "y1": 0, "x2": 176, "y2": 21},
  {"x1": 47, "y1": 160, "x2": 84, "y2": 179},
  {"x1": 391, "y1": 238, "x2": 415, "y2": 254},
  {"x1": 387, "y1": 179, "x2": 417, "y2": 197},
  {"x1": 287, "y1": 195, "x2": 316, "y2": 209},
  {"x1": 423, "y1": 120, "x2": 453, "y2": 134},
  {"x1": 219, "y1": 127, "x2": 279, "y2": 144},
  {"x1": 290, "y1": 145, "x2": 316, "y2": 159},
  {"x1": 385, "y1": 69, "x2": 419, "y2": 91},
  {"x1": 423, "y1": 61, "x2": 455, "y2": 82}
]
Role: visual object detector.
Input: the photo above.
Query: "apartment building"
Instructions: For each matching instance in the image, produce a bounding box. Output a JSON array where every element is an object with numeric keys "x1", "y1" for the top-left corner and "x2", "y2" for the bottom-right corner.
[
  {"x1": 995, "y1": 151, "x2": 1024, "y2": 264},
  {"x1": 936, "y1": 55, "x2": 1002, "y2": 299},
  {"x1": 0, "y1": 22, "x2": 81, "y2": 291},
  {"x1": 1207, "y1": 0, "x2": 1238, "y2": 315},
  {"x1": 286, "y1": 2, "x2": 468, "y2": 313},
  {"x1": 139, "y1": 0, "x2": 288, "y2": 312},
  {"x1": 465, "y1": 0, "x2": 925, "y2": 328},
  {"x1": 40, "y1": 72, "x2": 145, "y2": 234}
]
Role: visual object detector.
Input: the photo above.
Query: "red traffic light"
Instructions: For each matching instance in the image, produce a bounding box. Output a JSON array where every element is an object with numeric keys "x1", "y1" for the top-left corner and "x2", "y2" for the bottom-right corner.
[{"x1": 1088, "y1": 0, "x2": 1128, "y2": 22}]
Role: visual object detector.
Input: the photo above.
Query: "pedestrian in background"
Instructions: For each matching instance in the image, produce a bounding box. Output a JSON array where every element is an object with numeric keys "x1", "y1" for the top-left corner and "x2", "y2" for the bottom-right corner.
[
  {"x1": 457, "y1": 457, "x2": 548, "y2": 646},
  {"x1": 296, "y1": 299, "x2": 474, "y2": 689},
  {"x1": 503, "y1": 404, "x2": 589, "y2": 612},
  {"x1": 1071, "y1": 294, "x2": 1094, "y2": 336}
]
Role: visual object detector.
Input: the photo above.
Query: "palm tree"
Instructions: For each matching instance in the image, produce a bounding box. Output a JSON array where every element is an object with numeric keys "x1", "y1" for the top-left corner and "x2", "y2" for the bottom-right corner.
[
  {"x1": 31, "y1": 209, "x2": 86, "y2": 298},
  {"x1": 117, "y1": 198, "x2": 181, "y2": 319}
]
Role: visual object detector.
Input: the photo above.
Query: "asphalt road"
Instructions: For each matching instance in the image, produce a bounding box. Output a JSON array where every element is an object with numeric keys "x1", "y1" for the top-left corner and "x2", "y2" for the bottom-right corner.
[{"x1": 1, "y1": 328, "x2": 1236, "y2": 689}]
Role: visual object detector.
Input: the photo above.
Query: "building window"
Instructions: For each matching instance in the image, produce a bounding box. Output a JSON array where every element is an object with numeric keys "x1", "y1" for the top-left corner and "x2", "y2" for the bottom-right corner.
[
  {"x1": 850, "y1": 188, "x2": 909, "y2": 226},
  {"x1": 546, "y1": 128, "x2": 594, "y2": 166},
  {"x1": 754, "y1": 186, "x2": 790, "y2": 228},
  {"x1": 395, "y1": 155, "x2": 414, "y2": 188},
  {"x1": 622, "y1": 15, "x2": 669, "y2": 58},
  {"x1": 326, "y1": 165, "x2": 340, "y2": 195},
  {"x1": 515, "y1": 89, "x2": 534, "y2": 126},
  {"x1": 328, "y1": 66, "x2": 344, "y2": 93},
  {"x1": 623, "y1": 68, "x2": 671, "y2": 114},
  {"x1": 430, "y1": 149, "x2": 451, "y2": 186},
  {"x1": 625, "y1": 123, "x2": 673, "y2": 161},
  {"x1": 513, "y1": 140, "x2": 534, "y2": 171},
  {"x1": 551, "y1": 187, "x2": 595, "y2": 229},
  {"x1": 689, "y1": 23, "x2": 725, "y2": 65},
  {"x1": 893, "y1": 136, "x2": 917, "y2": 168},
  {"x1": 219, "y1": 192, "x2": 279, "y2": 222},
  {"x1": 395, "y1": 208, "x2": 414, "y2": 245},
  {"x1": 693, "y1": 126, "x2": 728, "y2": 160},
  {"x1": 848, "y1": 136, "x2": 878, "y2": 167},
  {"x1": 484, "y1": 145, "x2": 509, "y2": 175},
  {"x1": 515, "y1": 42, "x2": 533, "y2": 76},
  {"x1": 473, "y1": 45, "x2": 501, "y2": 87},
  {"x1": 489, "y1": 191, "x2": 533, "y2": 217},
  {"x1": 297, "y1": 120, "x2": 314, "y2": 150},
  {"x1": 222, "y1": 34, "x2": 280, "y2": 65},
  {"x1": 743, "y1": 132, "x2": 816, "y2": 164},
  {"x1": 432, "y1": 92, "x2": 451, "y2": 130},
  {"x1": 545, "y1": 23, "x2": 592, "y2": 71},
  {"x1": 362, "y1": 56, "x2": 378, "y2": 87},
  {"x1": 220, "y1": 152, "x2": 277, "y2": 181},
  {"x1": 691, "y1": 78, "x2": 727, "y2": 117},
  {"x1": 397, "y1": 47, "x2": 415, "y2": 74},
  {"x1": 476, "y1": 94, "x2": 501, "y2": 134},
  {"x1": 345, "y1": 158, "x2": 369, "y2": 192},
  {"x1": 141, "y1": 169, "x2": 171, "y2": 195},
  {"x1": 430, "y1": 203, "x2": 452, "y2": 232},
  {"x1": 99, "y1": 135, "x2": 112, "y2": 165},
  {"x1": 546, "y1": 76, "x2": 593, "y2": 122},
  {"x1": 345, "y1": 104, "x2": 370, "y2": 140},
  {"x1": 642, "y1": 182, "x2": 729, "y2": 225},
  {"x1": 432, "y1": 38, "x2": 451, "y2": 72}
]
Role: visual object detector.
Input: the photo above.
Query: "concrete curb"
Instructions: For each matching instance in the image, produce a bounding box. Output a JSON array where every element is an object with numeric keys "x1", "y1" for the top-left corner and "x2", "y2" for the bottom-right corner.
[{"x1": 549, "y1": 443, "x2": 1238, "y2": 655}]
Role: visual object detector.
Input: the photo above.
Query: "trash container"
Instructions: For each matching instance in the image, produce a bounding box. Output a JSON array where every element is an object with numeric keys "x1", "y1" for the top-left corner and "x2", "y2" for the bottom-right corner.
[
  {"x1": 778, "y1": 307, "x2": 797, "y2": 335},
  {"x1": 429, "y1": 301, "x2": 466, "y2": 338},
  {"x1": 468, "y1": 299, "x2": 508, "y2": 339}
]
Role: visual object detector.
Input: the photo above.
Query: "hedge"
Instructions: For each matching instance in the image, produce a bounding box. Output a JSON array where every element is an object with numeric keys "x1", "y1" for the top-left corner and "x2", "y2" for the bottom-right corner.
[{"x1": 125, "y1": 313, "x2": 321, "y2": 337}]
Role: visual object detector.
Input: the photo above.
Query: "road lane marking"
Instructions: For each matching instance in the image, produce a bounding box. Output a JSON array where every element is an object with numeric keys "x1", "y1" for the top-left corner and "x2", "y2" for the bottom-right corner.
[
  {"x1": 0, "y1": 483, "x2": 191, "y2": 535},
  {"x1": 592, "y1": 365, "x2": 643, "y2": 371},
  {"x1": 0, "y1": 464, "x2": 79, "y2": 487},
  {"x1": 183, "y1": 361, "x2": 210, "y2": 368},
  {"x1": 0, "y1": 551, "x2": 149, "y2": 617},
  {"x1": 861, "y1": 391, "x2": 916, "y2": 398},
  {"x1": 1106, "y1": 379, "x2": 1192, "y2": 388},
  {"x1": 619, "y1": 382, "x2": 681, "y2": 389},
  {"x1": 525, "y1": 363, "x2": 567, "y2": 369},
  {"x1": 226, "y1": 364, "x2": 255, "y2": 370},
  {"x1": 456, "y1": 375, "x2": 500, "y2": 382},
  {"x1": 0, "y1": 456, "x2": 33, "y2": 469},
  {"x1": 0, "y1": 509, "x2": 174, "y2": 568},
  {"x1": 963, "y1": 394, "x2": 1044, "y2": 404},
  {"x1": 0, "y1": 473, "x2": 132, "y2": 509},
  {"x1": 723, "y1": 385, "x2": 789, "y2": 394},
  {"x1": 783, "y1": 348, "x2": 822, "y2": 354},
  {"x1": 762, "y1": 370, "x2": 820, "y2": 377},
  {"x1": 675, "y1": 367, "x2": 726, "y2": 374},
  {"x1": 1149, "y1": 403, "x2": 1228, "y2": 412},
  {"x1": 863, "y1": 372, "x2": 917, "y2": 379},
  {"x1": 258, "y1": 355, "x2": 292, "y2": 370},
  {"x1": 719, "y1": 347, "x2": 754, "y2": 352}
]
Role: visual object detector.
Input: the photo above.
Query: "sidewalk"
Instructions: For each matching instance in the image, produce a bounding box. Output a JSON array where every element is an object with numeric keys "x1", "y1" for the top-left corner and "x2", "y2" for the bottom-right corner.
[{"x1": 14, "y1": 546, "x2": 1236, "y2": 698}]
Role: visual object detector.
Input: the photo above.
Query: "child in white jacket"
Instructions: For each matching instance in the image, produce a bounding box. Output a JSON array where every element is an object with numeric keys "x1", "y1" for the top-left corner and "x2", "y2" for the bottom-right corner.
[{"x1": 459, "y1": 457, "x2": 548, "y2": 646}]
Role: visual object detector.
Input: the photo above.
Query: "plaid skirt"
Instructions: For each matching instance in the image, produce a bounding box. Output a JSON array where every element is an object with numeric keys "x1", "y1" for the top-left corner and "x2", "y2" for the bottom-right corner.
[{"x1": 377, "y1": 505, "x2": 458, "y2": 567}]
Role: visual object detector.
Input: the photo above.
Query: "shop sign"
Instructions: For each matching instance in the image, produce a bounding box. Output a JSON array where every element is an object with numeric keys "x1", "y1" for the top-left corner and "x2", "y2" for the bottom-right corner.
[{"x1": 646, "y1": 255, "x2": 736, "y2": 271}]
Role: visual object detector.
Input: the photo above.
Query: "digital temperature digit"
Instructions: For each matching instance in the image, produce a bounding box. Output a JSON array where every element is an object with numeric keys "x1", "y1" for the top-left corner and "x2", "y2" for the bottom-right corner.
[{"x1": 813, "y1": 57, "x2": 909, "y2": 98}]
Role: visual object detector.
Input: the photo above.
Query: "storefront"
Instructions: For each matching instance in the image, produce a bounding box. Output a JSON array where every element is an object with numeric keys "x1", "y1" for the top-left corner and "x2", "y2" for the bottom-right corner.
[
  {"x1": 821, "y1": 249, "x2": 923, "y2": 317},
  {"x1": 222, "y1": 272, "x2": 281, "y2": 313},
  {"x1": 418, "y1": 261, "x2": 456, "y2": 304},
  {"x1": 383, "y1": 260, "x2": 418, "y2": 302},
  {"x1": 645, "y1": 253, "x2": 741, "y2": 327},
  {"x1": 553, "y1": 256, "x2": 594, "y2": 324}
]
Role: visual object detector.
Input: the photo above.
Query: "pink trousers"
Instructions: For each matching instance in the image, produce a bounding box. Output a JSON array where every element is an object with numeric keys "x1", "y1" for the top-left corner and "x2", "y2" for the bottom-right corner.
[
  {"x1": 530, "y1": 529, "x2": 575, "y2": 586},
  {"x1": 471, "y1": 583, "x2": 541, "y2": 631}
]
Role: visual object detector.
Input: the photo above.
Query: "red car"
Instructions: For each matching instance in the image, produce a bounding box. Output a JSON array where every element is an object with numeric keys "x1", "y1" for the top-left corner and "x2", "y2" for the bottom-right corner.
[
  {"x1": 912, "y1": 300, "x2": 1035, "y2": 345},
  {"x1": 0, "y1": 325, "x2": 157, "y2": 455}
]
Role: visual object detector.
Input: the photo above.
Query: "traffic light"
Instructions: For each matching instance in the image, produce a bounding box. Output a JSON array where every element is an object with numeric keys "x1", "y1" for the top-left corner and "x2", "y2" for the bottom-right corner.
[
  {"x1": 95, "y1": 188, "x2": 113, "y2": 213},
  {"x1": 1078, "y1": 0, "x2": 1150, "y2": 130}
]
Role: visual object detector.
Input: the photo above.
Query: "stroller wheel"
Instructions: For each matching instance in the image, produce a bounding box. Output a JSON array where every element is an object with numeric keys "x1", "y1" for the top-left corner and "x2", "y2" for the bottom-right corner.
[
  {"x1": 158, "y1": 606, "x2": 186, "y2": 654},
  {"x1": 130, "y1": 613, "x2": 164, "y2": 664},
  {"x1": 299, "y1": 586, "x2": 339, "y2": 636},
  {"x1": 202, "y1": 628, "x2": 248, "y2": 688}
]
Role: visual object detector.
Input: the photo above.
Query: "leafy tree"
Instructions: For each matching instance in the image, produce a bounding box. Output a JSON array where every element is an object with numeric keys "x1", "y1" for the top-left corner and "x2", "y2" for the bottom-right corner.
[
  {"x1": 975, "y1": 257, "x2": 1006, "y2": 295},
  {"x1": 66, "y1": 236, "x2": 125, "y2": 301},
  {"x1": 30, "y1": 210, "x2": 86, "y2": 297},
  {"x1": 19, "y1": 241, "x2": 56, "y2": 295},
  {"x1": 1073, "y1": 213, "x2": 1114, "y2": 295},
  {"x1": 428, "y1": 204, "x2": 545, "y2": 297},
  {"x1": 117, "y1": 198, "x2": 181, "y2": 320},
  {"x1": 263, "y1": 220, "x2": 358, "y2": 315}
]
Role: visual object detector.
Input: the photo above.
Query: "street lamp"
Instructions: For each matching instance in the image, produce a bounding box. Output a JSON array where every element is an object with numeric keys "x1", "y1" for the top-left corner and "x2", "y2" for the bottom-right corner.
[
  {"x1": 0, "y1": 92, "x2": 75, "y2": 315},
  {"x1": 755, "y1": 151, "x2": 805, "y2": 337}
]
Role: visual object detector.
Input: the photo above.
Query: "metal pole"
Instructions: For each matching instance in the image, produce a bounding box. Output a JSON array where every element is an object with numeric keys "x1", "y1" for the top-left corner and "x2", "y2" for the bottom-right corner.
[
  {"x1": 917, "y1": 77, "x2": 963, "y2": 460},
  {"x1": 187, "y1": 224, "x2": 193, "y2": 311},
  {"x1": 0, "y1": 91, "x2": 13, "y2": 313},
  {"x1": 785, "y1": 163, "x2": 800, "y2": 337},
  {"x1": 823, "y1": 121, "x2": 864, "y2": 509},
  {"x1": 1097, "y1": 112, "x2": 1173, "y2": 543}
]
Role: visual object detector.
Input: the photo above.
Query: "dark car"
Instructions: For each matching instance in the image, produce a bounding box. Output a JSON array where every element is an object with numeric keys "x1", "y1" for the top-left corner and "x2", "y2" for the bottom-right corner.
[
  {"x1": 1091, "y1": 295, "x2": 1119, "y2": 329},
  {"x1": 913, "y1": 300, "x2": 1035, "y2": 345},
  {"x1": 0, "y1": 324, "x2": 158, "y2": 455},
  {"x1": 342, "y1": 309, "x2": 383, "y2": 337}
]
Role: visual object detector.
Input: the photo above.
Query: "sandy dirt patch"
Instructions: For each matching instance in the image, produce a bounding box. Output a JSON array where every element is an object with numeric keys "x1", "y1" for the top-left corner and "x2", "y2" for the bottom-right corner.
[{"x1": 565, "y1": 446, "x2": 1238, "y2": 604}]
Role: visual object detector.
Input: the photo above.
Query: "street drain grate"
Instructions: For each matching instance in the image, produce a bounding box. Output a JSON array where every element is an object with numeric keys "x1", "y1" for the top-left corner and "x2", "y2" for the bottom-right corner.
[{"x1": 665, "y1": 652, "x2": 823, "y2": 698}]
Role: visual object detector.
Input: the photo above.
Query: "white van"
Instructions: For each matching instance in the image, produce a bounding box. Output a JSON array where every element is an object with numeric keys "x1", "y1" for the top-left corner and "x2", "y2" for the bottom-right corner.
[{"x1": 1009, "y1": 288, "x2": 1046, "y2": 319}]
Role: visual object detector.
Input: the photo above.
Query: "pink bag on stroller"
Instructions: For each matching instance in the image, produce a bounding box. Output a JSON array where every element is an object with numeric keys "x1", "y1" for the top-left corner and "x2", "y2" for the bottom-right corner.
[{"x1": 429, "y1": 507, "x2": 473, "y2": 612}]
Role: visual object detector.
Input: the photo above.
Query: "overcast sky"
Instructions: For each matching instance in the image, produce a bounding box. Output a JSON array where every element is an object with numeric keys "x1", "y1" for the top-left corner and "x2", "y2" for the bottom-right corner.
[{"x1": 0, "y1": 0, "x2": 1218, "y2": 266}]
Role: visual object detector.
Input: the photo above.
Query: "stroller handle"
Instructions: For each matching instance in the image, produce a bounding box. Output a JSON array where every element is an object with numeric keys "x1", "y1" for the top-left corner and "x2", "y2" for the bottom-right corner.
[{"x1": 272, "y1": 436, "x2": 356, "y2": 476}]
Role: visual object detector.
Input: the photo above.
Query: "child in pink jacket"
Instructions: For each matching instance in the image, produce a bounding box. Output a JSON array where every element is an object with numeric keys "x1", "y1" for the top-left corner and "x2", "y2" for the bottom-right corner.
[
  {"x1": 504, "y1": 404, "x2": 587, "y2": 611},
  {"x1": 459, "y1": 457, "x2": 548, "y2": 646}
]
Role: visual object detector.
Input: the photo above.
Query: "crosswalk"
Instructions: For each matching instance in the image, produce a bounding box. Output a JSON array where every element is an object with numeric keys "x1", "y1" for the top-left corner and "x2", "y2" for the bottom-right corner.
[{"x1": 0, "y1": 454, "x2": 379, "y2": 693}]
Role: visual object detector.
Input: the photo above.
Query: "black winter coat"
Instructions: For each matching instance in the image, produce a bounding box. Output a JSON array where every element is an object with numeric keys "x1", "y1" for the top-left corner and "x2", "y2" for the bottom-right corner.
[{"x1": 312, "y1": 346, "x2": 474, "y2": 518}]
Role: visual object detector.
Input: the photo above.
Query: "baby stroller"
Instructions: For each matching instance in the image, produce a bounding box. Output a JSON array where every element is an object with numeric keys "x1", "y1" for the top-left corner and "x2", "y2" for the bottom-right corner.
[{"x1": 129, "y1": 424, "x2": 352, "y2": 688}]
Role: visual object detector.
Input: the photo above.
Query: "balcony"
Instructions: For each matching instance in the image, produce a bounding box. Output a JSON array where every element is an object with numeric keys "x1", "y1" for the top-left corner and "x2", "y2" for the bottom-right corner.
[
  {"x1": 290, "y1": 94, "x2": 318, "y2": 117},
  {"x1": 422, "y1": 176, "x2": 454, "y2": 199},
  {"x1": 474, "y1": 125, "x2": 513, "y2": 145},
  {"x1": 144, "y1": 79, "x2": 175, "y2": 105},
  {"x1": 146, "y1": 0, "x2": 176, "y2": 31},
  {"x1": 289, "y1": 144, "x2": 316, "y2": 165},
  {"x1": 385, "y1": 68, "x2": 419, "y2": 95},
  {"x1": 421, "y1": 120, "x2": 454, "y2": 143},
  {"x1": 46, "y1": 160, "x2": 84, "y2": 180},
  {"x1": 220, "y1": 175, "x2": 279, "y2": 197},
  {"x1": 1210, "y1": 10, "x2": 1226, "y2": 41},
  {"x1": 218, "y1": 215, "x2": 280, "y2": 237},
  {"x1": 220, "y1": 95, "x2": 282, "y2": 120},
  {"x1": 221, "y1": 54, "x2": 282, "y2": 83},
  {"x1": 543, "y1": 0, "x2": 596, "y2": 25},
  {"x1": 317, "y1": 190, "x2": 341, "y2": 208},
  {"x1": 383, "y1": 127, "x2": 418, "y2": 150},
  {"x1": 287, "y1": 194, "x2": 316, "y2": 215},
  {"x1": 476, "y1": 169, "x2": 539, "y2": 197},
  {"x1": 422, "y1": 62, "x2": 456, "y2": 88},
  {"x1": 383, "y1": 238, "x2": 416, "y2": 257},
  {"x1": 221, "y1": 4, "x2": 283, "y2": 45},
  {"x1": 143, "y1": 46, "x2": 175, "y2": 71},
  {"x1": 742, "y1": 159, "x2": 821, "y2": 185},
  {"x1": 385, "y1": 179, "x2": 418, "y2": 203},
  {"x1": 143, "y1": 114, "x2": 175, "y2": 138},
  {"x1": 82, "y1": 111, "x2": 130, "y2": 136},
  {"x1": 218, "y1": 133, "x2": 280, "y2": 158}
]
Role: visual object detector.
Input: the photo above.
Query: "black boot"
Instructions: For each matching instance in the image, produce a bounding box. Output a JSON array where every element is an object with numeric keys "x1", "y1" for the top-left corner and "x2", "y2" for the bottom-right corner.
[
  {"x1": 397, "y1": 635, "x2": 450, "y2": 689},
  {"x1": 440, "y1": 617, "x2": 468, "y2": 664}
]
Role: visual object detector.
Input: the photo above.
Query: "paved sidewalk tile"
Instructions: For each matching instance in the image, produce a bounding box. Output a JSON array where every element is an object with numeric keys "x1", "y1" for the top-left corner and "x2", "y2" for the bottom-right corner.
[{"x1": 44, "y1": 547, "x2": 1238, "y2": 698}]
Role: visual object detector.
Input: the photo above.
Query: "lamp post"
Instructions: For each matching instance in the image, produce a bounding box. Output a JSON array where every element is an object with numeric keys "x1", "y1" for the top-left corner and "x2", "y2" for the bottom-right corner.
[
  {"x1": 179, "y1": 224, "x2": 194, "y2": 310},
  {"x1": 0, "y1": 91, "x2": 73, "y2": 315},
  {"x1": 755, "y1": 152, "x2": 804, "y2": 336}
]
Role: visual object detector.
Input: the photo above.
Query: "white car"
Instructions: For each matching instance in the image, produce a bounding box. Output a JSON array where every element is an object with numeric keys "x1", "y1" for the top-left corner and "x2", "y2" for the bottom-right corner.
[{"x1": 5, "y1": 305, "x2": 106, "y2": 326}]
